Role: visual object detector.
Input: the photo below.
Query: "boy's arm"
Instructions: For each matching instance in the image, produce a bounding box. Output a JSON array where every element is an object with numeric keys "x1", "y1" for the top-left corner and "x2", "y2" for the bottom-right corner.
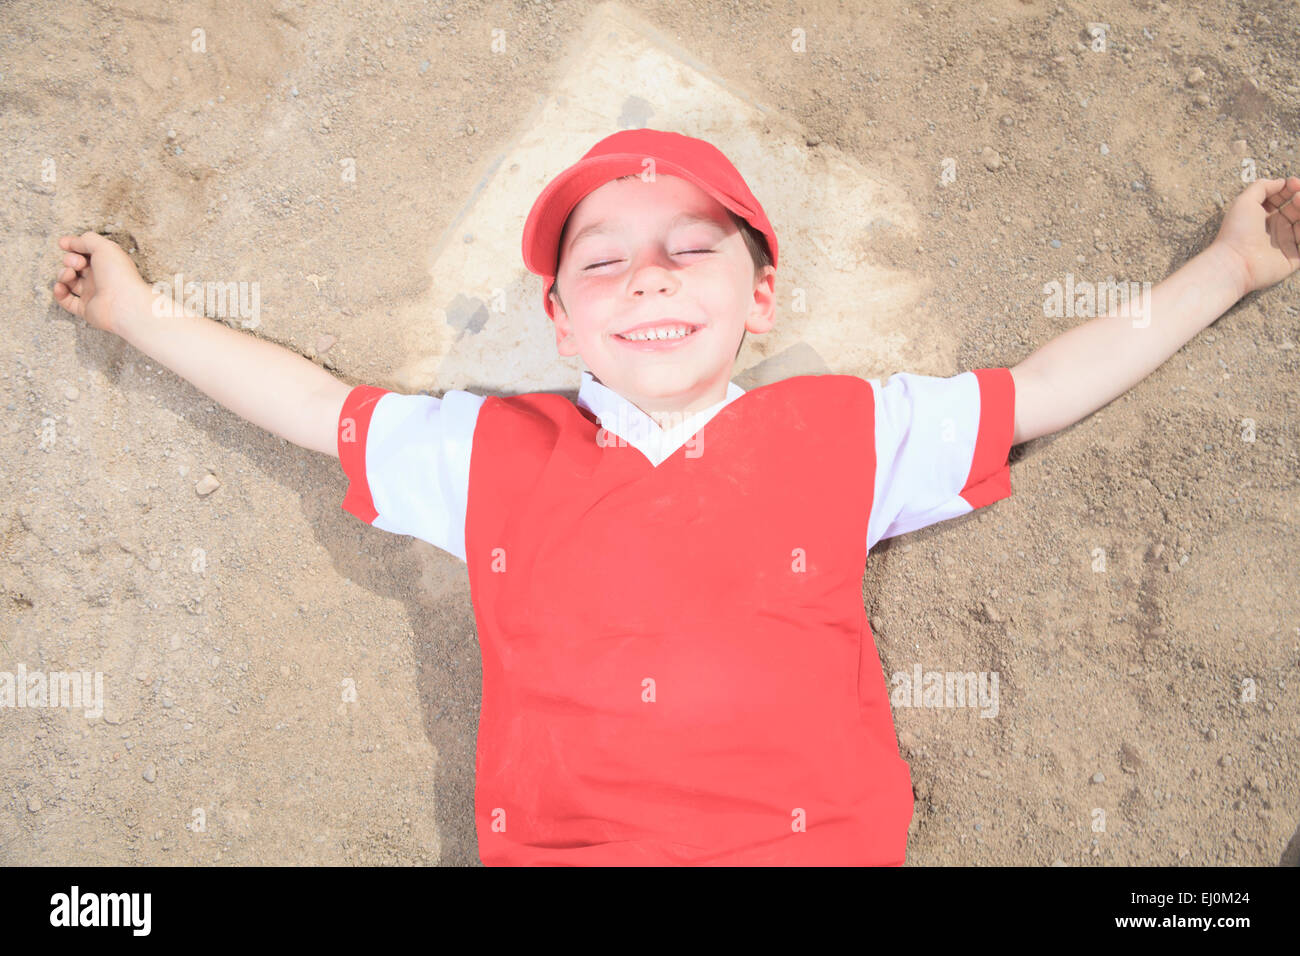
[
  {"x1": 1009, "y1": 177, "x2": 1299, "y2": 446},
  {"x1": 54, "y1": 232, "x2": 350, "y2": 458},
  {"x1": 120, "y1": 291, "x2": 351, "y2": 458}
]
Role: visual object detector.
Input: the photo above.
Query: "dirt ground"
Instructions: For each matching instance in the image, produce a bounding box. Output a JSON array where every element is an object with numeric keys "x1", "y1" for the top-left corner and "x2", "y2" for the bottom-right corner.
[{"x1": 2, "y1": 0, "x2": 1297, "y2": 866}]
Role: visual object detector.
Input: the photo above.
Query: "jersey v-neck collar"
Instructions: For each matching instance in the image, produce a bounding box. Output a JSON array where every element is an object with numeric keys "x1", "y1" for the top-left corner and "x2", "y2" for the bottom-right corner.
[{"x1": 575, "y1": 369, "x2": 746, "y2": 468}]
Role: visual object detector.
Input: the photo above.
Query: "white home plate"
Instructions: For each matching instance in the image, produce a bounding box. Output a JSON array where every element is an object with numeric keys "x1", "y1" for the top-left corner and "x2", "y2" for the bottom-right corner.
[{"x1": 395, "y1": 1, "x2": 926, "y2": 398}]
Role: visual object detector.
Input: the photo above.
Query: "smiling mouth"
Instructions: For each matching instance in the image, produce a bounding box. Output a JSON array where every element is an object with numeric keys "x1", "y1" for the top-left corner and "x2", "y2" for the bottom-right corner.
[{"x1": 614, "y1": 325, "x2": 702, "y2": 342}]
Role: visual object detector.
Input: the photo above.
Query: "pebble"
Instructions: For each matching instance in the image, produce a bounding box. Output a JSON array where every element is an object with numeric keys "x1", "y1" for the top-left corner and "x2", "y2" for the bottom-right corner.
[
  {"x1": 148, "y1": 555, "x2": 162, "y2": 571},
  {"x1": 1050, "y1": 239, "x2": 1061, "y2": 249},
  {"x1": 1186, "y1": 67, "x2": 1206, "y2": 86},
  {"x1": 195, "y1": 474, "x2": 221, "y2": 496},
  {"x1": 981, "y1": 146, "x2": 1003, "y2": 171},
  {"x1": 1099, "y1": 142, "x2": 1109, "y2": 155},
  {"x1": 1092, "y1": 772, "x2": 1105, "y2": 784},
  {"x1": 964, "y1": 748, "x2": 974, "y2": 757},
  {"x1": 64, "y1": 385, "x2": 79, "y2": 400},
  {"x1": 27, "y1": 795, "x2": 42, "y2": 812},
  {"x1": 143, "y1": 764, "x2": 156, "y2": 783},
  {"x1": 1231, "y1": 139, "x2": 1249, "y2": 156},
  {"x1": 1249, "y1": 774, "x2": 1267, "y2": 792},
  {"x1": 1193, "y1": 93, "x2": 1211, "y2": 107},
  {"x1": 419, "y1": 60, "x2": 430, "y2": 73},
  {"x1": 1219, "y1": 754, "x2": 1233, "y2": 767},
  {"x1": 316, "y1": 333, "x2": 336, "y2": 354}
]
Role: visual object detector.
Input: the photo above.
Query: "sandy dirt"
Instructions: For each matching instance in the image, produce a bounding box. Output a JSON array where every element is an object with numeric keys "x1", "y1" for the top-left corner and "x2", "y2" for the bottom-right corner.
[{"x1": 1, "y1": 0, "x2": 1297, "y2": 866}]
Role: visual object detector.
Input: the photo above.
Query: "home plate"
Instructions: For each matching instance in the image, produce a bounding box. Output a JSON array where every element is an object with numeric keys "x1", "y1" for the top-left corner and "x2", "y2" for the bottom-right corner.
[{"x1": 392, "y1": 1, "x2": 927, "y2": 398}]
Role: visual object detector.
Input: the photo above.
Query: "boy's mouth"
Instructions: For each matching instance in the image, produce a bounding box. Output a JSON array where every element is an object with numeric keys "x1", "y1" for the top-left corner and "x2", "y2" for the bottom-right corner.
[{"x1": 613, "y1": 321, "x2": 702, "y2": 344}]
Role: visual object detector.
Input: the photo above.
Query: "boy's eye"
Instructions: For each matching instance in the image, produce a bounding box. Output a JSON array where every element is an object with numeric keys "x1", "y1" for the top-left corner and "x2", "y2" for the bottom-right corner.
[{"x1": 582, "y1": 250, "x2": 714, "y2": 271}]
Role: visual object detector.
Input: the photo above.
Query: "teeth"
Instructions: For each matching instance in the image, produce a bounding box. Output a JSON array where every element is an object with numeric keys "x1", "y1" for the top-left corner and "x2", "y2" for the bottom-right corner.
[{"x1": 620, "y1": 326, "x2": 695, "y2": 341}]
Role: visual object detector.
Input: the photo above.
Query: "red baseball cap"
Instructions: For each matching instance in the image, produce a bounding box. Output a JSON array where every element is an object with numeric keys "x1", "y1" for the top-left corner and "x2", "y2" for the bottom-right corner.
[{"x1": 521, "y1": 128, "x2": 779, "y2": 319}]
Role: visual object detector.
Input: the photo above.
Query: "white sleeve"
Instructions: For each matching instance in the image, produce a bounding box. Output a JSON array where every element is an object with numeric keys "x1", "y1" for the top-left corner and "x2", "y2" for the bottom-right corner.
[
  {"x1": 866, "y1": 367, "x2": 1016, "y2": 551},
  {"x1": 337, "y1": 385, "x2": 486, "y2": 562}
]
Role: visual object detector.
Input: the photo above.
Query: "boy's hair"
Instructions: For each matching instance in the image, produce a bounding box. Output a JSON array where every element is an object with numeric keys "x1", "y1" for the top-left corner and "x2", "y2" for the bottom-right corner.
[{"x1": 549, "y1": 175, "x2": 774, "y2": 359}]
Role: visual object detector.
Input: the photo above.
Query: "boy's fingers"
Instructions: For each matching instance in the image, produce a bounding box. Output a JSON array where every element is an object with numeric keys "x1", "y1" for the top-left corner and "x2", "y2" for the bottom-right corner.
[
  {"x1": 61, "y1": 231, "x2": 104, "y2": 256},
  {"x1": 63, "y1": 252, "x2": 87, "y2": 270},
  {"x1": 53, "y1": 282, "x2": 84, "y2": 318},
  {"x1": 60, "y1": 233, "x2": 89, "y2": 254},
  {"x1": 1260, "y1": 177, "x2": 1295, "y2": 211}
]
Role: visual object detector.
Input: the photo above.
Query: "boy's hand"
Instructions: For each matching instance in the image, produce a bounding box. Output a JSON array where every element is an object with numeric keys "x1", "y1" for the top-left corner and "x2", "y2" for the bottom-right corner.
[
  {"x1": 1212, "y1": 176, "x2": 1300, "y2": 297},
  {"x1": 52, "y1": 231, "x2": 154, "y2": 337}
]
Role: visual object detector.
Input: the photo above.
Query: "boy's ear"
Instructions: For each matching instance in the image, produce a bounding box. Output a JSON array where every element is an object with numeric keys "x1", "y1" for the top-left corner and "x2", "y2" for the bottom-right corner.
[
  {"x1": 550, "y1": 292, "x2": 580, "y2": 356},
  {"x1": 745, "y1": 264, "x2": 778, "y2": 334}
]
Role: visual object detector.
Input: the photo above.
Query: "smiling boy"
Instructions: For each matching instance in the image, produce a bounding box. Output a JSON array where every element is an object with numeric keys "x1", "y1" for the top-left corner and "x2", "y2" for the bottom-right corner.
[
  {"x1": 546, "y1": 171, "x2": 777, "y2": 430},
  {"x1": 53, "y1": 128, "x2": 1298, "y2": 866}
]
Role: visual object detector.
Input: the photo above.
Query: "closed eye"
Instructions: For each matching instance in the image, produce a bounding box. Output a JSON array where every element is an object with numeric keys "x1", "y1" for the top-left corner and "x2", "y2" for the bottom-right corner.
[{"x1": 582, "y1": 250, "x2": 715, "y2": 271}]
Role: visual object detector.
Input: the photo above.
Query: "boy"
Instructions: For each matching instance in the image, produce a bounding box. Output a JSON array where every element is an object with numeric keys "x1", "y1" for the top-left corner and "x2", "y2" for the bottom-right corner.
[{"x1": 53, "y1": 128, "x2": 1298, "y2": 866}]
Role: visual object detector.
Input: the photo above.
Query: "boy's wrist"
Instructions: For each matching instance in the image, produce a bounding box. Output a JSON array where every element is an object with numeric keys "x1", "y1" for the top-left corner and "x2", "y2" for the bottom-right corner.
[
  {"x1": 1206, "y1": 240, "x2": 1253, "y2": 300},
  {"x1": 118, "y1": 285, "x2": 180, "y2": 343}
]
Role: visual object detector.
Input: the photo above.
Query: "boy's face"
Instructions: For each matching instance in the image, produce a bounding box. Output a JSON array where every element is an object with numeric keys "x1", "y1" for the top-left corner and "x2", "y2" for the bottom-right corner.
[{"x1": 549, "y1": 174, "x2": 776, "y2": 416}]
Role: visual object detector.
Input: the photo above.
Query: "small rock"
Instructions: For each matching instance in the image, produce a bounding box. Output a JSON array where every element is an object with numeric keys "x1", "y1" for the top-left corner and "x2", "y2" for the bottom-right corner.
[
  {"x1": 898, "y1": 730, "x2": 920, "y2": 752},
  {"x1": 316, "y1": 333, "x2": 336, "y2": 354},
  {"x1": 1186, "y1": 67, "x2": 1206, "y2": 86},
  {"x1": 1249, "y1": 774, "x2": 1267, "y2": 792},
  {"x1": 1231, "y1": 139, "x2": 1249, "y2": 156},
  {"x1": 64, "y1": 385, "x2": 79, "y2": 400},
  {"x1": 147, "y1": 555, "x2": 162, "y2": 571},
  {"x1": 1099, "y1": 142, "x2": 1109, "y2": 155},
  {"x1": 1092, "y1": 772, "x2": 1105, "y2": 784},
  {"x1": 1120, "y1": 743, "x2": 1143, "y2": 773},
  {"x1": 1219, "y1": 754, "x2": 1233, "y2": 767},
  {"x1": 1050, "y1": 239, "x2": 1062, "y2": 249},
  {"x1": 195, "y1": 474, "x2": 221, "y2": 496},
  {"x1": 143, "y1": 764, "x2": 156, "y2": 783},
  {"x1": 419, "y1": 60, "x2": 430, "y2": 73},
  {"x1": 1193, "y1": 93, "x2": 1211, "y2": 107},
  {"x1": 27, "y1": 795, "x2": 42, "y2": 812},
  {"x1": 981, "y1": 146, "x2": 1003, "y2": 171}
]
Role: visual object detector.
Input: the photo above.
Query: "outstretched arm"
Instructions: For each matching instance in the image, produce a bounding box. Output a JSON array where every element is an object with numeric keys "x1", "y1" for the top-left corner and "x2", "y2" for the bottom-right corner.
[
  {"x1": 53, "y1": 232, "x2": 350, "y2": 457},
  {"x1": 1009, "y1": 177, "x2": 1299, "y2": 446}
]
